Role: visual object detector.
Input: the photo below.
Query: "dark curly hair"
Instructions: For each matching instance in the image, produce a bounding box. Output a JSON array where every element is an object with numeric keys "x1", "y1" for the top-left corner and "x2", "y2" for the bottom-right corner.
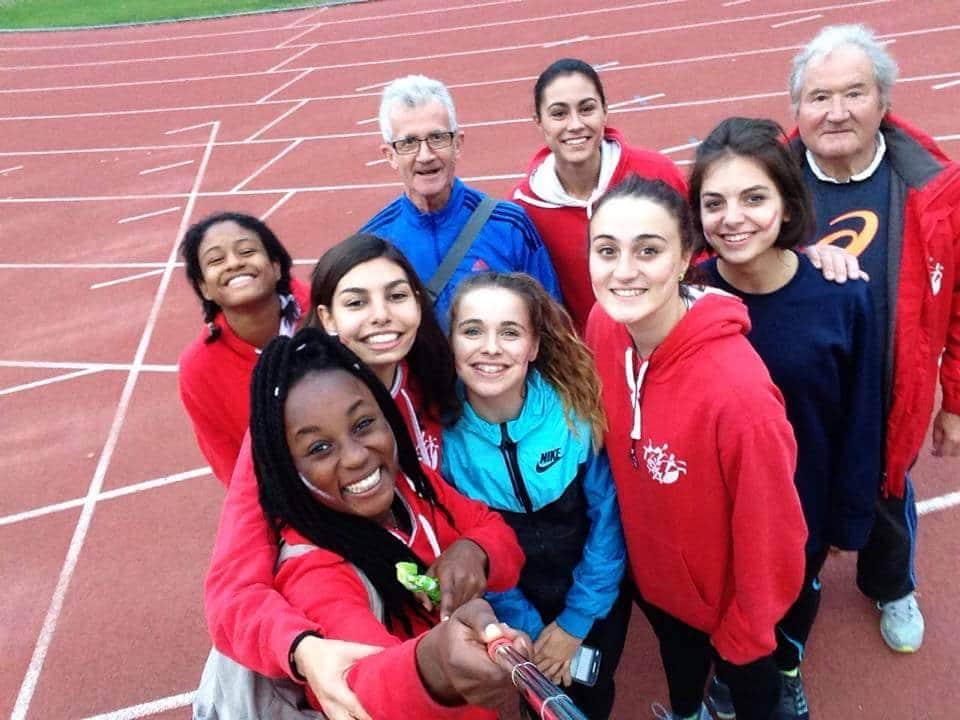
[{"x1": 179, "y1": 212, "x2": 294, "y2": 343}]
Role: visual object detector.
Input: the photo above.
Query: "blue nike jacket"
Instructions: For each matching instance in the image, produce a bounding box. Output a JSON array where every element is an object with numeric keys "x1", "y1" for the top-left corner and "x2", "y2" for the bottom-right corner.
[{"x1": 442, "y1": 370, "x2": 626, "y2": 639}]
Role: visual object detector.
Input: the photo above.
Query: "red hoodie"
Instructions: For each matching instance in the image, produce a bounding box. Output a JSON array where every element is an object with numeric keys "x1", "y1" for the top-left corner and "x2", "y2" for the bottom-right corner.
[
  {"x1": 585, "y1": 289, "x2": 807, "y2": 664},
  {"x1": 204, "y1": 363, "x2": 449, "y2": 679},
  {"x1": 178, "y1": 278, "x2": 310, "y2": 486},
  {"x1": 513, "y1": 127, "x2": 687, "y2": 332},
  {"x1": 276, "y1": 465, "x2": 523, "y2": 719}
]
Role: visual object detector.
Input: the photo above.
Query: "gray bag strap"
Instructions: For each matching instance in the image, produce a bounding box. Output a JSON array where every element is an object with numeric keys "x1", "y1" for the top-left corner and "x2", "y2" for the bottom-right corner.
[
  {"x1": 426, "y1": 194, "x2": 497, "y2": 303},
  {"x1": 278, "y1": 542, "x2": 384, "y2": 623},
  {"x1": 193, "y1": 544, "x2": 384, "y2": 719}
]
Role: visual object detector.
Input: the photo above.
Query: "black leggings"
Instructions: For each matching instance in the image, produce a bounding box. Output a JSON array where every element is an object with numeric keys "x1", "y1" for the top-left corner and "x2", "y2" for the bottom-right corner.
[
  {"x1": 635, "y1": 592, "x2": 779, "y2": 720},
  {"x1": 565, "y1": 583, "x2": 633, "y2": 719},
  {"x1": 774, "y1": 546, "x2": 829, "y2": 671}
]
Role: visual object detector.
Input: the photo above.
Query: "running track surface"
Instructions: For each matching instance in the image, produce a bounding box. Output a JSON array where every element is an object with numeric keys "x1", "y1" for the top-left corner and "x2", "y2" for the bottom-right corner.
[{"x1": 1, "y1": 1, "x2": 958, "y2": 718}]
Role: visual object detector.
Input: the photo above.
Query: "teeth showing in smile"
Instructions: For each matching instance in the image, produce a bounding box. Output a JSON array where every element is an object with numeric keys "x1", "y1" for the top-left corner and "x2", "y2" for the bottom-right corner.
[
  {"x1": 227, "y1": 274, "x2": 255, "y2": 287},
  {"x1": 344, "y1": 468, "x2": 381, "y2": 495},
  {"x1": 722, "y1": 232, "x2": 752, "y2": 243},
  {"x1": 564, "y1": 137, "x2": 589, "y2": 145},
  {"x1": 475, "y1": 364, "x2": 506, "y2": 375},
  {"x1": 611, "y1": 288, "x2": 644, "y2": 297},
  {"x1": 366, "y1": 333, "x2": 400, "y2": 345}
]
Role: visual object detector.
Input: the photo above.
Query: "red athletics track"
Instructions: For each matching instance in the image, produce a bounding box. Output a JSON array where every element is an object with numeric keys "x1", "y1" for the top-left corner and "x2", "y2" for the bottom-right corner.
[{"x1": 1, "y1": 1, "x2": 957, "y2": 718}]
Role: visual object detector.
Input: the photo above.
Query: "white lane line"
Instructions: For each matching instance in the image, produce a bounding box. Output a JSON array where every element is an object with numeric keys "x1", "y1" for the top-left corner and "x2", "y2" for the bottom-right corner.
[
  {"x1": 607, "y1": 93, "x2": 666, "y2": 109},
  {"x1": 660, "y1": 140, "x2": 701, "y2": 153},
  {"x1": 81, "y1": 691, "x2": 196, "y2": 720},
  {"x1": 0, "y1": 359, "x2": 177, "y2": 372},
  {"x1": 10, "y1": 121, "x2": 220, "y2": 720},
  {"x1": 245, "y1": 98, "x2": 309, "y2": 142},
  {"x1": 0, "y1": 0, "x2": 671, "y2": 71},
  {"x1": 918, "y1": 490, "x2": 960, "y2": 515},
  {"x1": 260, "y1": 190, "x2": 296, "y2": 221},
  {"x1": 89, "y1": 268, "x2": 165, "y2": 290},
  {"x1": 2, "y1": 17, "x2": 944, "y2": 125},
  {"x1": 934, "y1": 133, "x2": 960, "y2": 142},
  {"x1": 0, "y1": 368, "x2": 101, "y2": 398},
  {"x1": 276, "y1": 24, "x2": 318, "y2": 49},
  {"x1": 117, "y1": 206, "x2": 181, "y2": 224},
  {"x1": 257, "y1": 67, "x2": 313, "y2": 104},
  {"x1": 355, "y1": 80, "x2": 391, "y2": 92},
  {"x1": 0, "y1": 467, "x2": 211, "y2": 527},
  {"x1": 165, "y1": 121, "x2": 217, "y2": 135},
  {"x1": 0, "y1": 262, "x2": 169, "y2": 269},
  {"x1": 269, "y1": 43, "x2": 317, "y2": 72},
  {"x1": 1, "y1": 0, "x2": 520, "y2": 52},
  {"x1": 771, "y1": 13, "x2": 823, "y2": 28},
  {"x1": 356, "y1": 117, "x2": 379, "y2": 125},
  {"x1": 543, "y1": 34, "x2": 590, "y2": 48},
  {"x1": 723, "y1": 0, "x2": 751, "y2": 5},
  {"x1": 932, "y1": 78, "x2": 960, "y2": 90},
  {"x1": 284, "y1": 5, "x2": 328, "y2": 29},
  {"x1": 365, "y1": 158, "x2": 389, "y2": 166},
  {"x1": 138, "y1": 160, "x2": 193, "y2": 176},
  {"x1": 1, "y1": 164, "x2": 24, "y2": 174},
  {"x1": 232, "y1": 139, "x2": 302, "y2": 192},
  {"x1": 592, "y1": 61, "x2": 620, "y2": 70}
]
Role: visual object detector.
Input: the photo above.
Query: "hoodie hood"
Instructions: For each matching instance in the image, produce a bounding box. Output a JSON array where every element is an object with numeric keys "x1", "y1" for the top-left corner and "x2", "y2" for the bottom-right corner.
[
  {"x1": 513, "y1": 127, "x2": 627, "y2": 212},
  {"x1": 620, "y1": 287, "x2": 749, "y2": 443},
  {"x1": 644, "y1": 287, "x2": 750, "y2": 380}
]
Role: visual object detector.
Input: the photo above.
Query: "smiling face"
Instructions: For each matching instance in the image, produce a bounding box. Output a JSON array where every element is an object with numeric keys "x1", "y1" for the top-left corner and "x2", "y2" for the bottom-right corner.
[
  {"x1": 381, "y1": 99, "x2": 463, "y2": 213},
  {"x1": 284, "y1": 369, "x2": 398, "y2": 524},
  {"x1": 796, "y1": 43, "x2": 886, "y2": 179},
  {"x1": 317, "y1": 257, "x2": 422, "y2": 383},
  {"x1": 589, "y1": 195, "x2": 690, "y2": 343},
  {"x1": 699, "y1": 154, "x2": 787, "y2": 266},
  {"x1": 197, "y1": 220, "x2": 281, "y2": 310},
  {"x1": 535, "y1": 72, "x2": 607, "y2": 169},
  {"x1": 451, "y1": 286, "x2": 539, "y2": 423}
]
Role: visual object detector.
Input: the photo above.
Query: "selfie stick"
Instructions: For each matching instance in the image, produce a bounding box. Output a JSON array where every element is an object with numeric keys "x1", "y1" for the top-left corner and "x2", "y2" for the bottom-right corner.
[{"x1": 486, "y1": 637, "x2": 589, "y2": 720}]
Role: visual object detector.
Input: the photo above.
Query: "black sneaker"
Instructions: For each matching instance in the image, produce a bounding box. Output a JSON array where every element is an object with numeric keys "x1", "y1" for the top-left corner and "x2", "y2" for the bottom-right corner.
[
  {"x1": 775, "y1": 671, "x2": 810, "y2": 720},
  {"x1": 705, "y1": 676, "x2": 735, "y2": 719}
]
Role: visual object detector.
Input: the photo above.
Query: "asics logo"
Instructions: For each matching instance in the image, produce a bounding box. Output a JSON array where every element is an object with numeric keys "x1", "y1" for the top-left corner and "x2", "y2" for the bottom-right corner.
[{"x1": 535, "y1": 448, "x2": 562, "y2": 472}]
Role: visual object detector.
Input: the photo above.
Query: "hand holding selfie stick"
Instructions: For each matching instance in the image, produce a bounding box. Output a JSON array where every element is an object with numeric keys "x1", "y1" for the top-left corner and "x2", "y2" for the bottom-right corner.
[{"x1": 485, "y1": 637, "x2": 589, "y2": 720}]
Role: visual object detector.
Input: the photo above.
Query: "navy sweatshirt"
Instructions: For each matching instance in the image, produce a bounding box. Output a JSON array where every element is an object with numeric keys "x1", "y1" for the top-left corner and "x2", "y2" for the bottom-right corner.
[{"x1": 702, "y1": 254, "x2": 883, "y2": 553}]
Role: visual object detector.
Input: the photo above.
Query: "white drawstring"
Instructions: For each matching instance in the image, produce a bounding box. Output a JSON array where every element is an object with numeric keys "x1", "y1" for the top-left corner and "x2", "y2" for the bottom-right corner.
[{"x1": 624, "y1": 347, "x2": 649, "y2": 441}]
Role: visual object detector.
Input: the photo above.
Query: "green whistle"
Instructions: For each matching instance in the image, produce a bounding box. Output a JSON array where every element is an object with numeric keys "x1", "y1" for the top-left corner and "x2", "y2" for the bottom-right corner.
[{"x1": 396, "y1": 562, "x2": 441, "y2": 603}]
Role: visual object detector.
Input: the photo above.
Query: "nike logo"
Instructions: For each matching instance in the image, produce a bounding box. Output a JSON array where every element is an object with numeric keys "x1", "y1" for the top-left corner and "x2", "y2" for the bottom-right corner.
[{"x1": 535, "y1": 448, "x2": 562, "y2": 472}]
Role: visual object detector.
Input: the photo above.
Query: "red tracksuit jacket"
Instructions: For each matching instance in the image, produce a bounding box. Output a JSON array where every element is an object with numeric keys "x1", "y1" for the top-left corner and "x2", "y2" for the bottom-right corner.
[
  {"x1": 275, "y1": 466, "x2": 524, "y2": 718},
  {"x1": 513, "y1": 127, "x2": 687, "y2": 332}
]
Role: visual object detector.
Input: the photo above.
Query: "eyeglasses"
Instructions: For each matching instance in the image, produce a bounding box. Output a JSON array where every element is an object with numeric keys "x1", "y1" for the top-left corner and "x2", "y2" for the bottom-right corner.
[{"x1": 389, "y1": 131, "x2": 456, "y2": 155}]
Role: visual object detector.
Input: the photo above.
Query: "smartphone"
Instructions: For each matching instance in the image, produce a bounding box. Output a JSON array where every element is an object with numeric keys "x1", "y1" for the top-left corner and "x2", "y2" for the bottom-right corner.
[{"x1": 570, "y1": 644, "x2": 601, "y2": 687}]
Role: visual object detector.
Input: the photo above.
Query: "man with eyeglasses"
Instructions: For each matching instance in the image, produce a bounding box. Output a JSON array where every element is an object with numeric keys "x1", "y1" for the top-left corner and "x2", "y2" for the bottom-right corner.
[{"x1": 361, "y1": 74, "x2": 561, "y2": 324}]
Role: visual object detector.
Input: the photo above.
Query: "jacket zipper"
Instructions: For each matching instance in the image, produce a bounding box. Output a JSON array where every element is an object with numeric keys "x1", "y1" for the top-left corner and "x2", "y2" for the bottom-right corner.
[{"x1": 499, "y1": 423, "x2": 534, "y2": 514}]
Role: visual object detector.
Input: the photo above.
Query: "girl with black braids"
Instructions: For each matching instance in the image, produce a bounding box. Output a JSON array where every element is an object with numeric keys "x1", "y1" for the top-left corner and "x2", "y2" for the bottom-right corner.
[
  {"x1": 178, "y1": 211, "x2": 308, "y2": 485},
  {"x1": 250, "y1": 326, "x2": 526, "y2": 718},
  {"x1": 204, "y1": 234, "x2": 467, "y2": 713}
]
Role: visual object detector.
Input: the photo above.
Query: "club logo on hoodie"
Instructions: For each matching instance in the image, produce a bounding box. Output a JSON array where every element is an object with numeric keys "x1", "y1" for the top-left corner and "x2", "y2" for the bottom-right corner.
[
  {"x1": 643, "y1": 440, "x2": 688, "y2": 485},
  {"x1": 930, "y1": 259, "x2": 943, "y2": 296}
]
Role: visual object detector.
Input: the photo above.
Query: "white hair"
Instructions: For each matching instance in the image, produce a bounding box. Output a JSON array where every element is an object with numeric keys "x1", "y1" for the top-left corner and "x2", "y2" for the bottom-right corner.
[
  {"x1": 789, "y1": 24, "x2": 899, "y2": 112},
  {"x1": 377, "y1": 75, "x2": 458, "y2": 142}
]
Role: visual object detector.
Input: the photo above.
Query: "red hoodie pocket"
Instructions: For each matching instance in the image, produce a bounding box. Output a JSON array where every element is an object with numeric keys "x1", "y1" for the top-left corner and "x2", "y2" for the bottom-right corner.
[{"x1": 630, "y1": 525, "x2": 719, "y2": 632}]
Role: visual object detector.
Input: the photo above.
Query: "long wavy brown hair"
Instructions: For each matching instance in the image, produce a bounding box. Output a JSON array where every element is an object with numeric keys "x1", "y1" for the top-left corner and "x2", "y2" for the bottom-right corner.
[{"x1": 449, "y1": 272, "x2": 606, "y2": 448}]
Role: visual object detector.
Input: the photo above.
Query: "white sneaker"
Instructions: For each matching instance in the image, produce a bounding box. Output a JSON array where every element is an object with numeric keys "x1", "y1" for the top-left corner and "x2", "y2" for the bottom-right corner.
[{"x1": 878, "y1": 592, "x2": 924, "y2": 652}]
